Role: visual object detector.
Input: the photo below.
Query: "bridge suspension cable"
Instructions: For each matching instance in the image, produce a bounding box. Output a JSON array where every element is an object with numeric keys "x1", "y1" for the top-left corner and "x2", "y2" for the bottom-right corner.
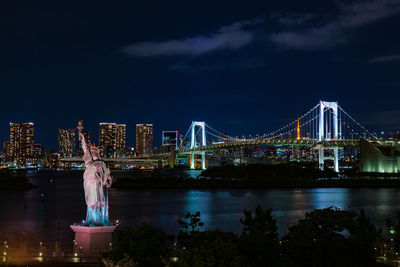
[
  {"x1": 337, "y1": 105, "x2": 378, "y2": 139},
  {"x1": 205, "y1": 123, "x2": 239, "y2": 141},
  {"x1": 260, "y1": 103, "x2": 320, "y2": 139},
  {"x1": 205, "y1": 130, "x2": 236, "y2": 142}
]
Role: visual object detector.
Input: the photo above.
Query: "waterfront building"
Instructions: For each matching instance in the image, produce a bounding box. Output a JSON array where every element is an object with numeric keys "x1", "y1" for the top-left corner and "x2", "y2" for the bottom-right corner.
[
  {"x1": 162, "y1": 131, "x2": 178, "y2": 152},
  {"x1": 9, "y1": 122, "x2": 34, "y2": 163},
  {"x1": 360, "y1": 139, "x2": 400, "y2": 173},
  {"x1": 136, "y1": 124, "x2": 153, "y2": 156},
  {"x1": 99, "y1": 123, "x2": 126, "y2": 158},
  {"x1": 389, "y1": 131, "x2": 400, "y2": 140},
  {"x1": 58, "y1": 129, "x2": 76, "y2": 157}
]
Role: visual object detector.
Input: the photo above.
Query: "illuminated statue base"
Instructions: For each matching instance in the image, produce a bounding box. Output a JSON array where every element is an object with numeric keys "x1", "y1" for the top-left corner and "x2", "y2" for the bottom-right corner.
[{"x1": 70, "y1": 225, "x2": 116, "y2": 257}]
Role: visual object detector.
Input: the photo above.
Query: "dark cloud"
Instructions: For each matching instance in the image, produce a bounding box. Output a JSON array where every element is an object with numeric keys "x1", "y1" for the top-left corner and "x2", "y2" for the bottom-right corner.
[
  {"x1": 368, "y1": 53, "x2": 400, "y2": 63},
  {"x1": 122, "y1": 18, "x2": 263, "y2": 57},
  {"x1": 270, "y1": 0, "x2": 400, "y2": 49},
  {"x1": 168, "y1": 59, "x2": 267, "y2": 71},
  {"x1": 273, "y1": 13, "x2": 314, "y2": 26}
]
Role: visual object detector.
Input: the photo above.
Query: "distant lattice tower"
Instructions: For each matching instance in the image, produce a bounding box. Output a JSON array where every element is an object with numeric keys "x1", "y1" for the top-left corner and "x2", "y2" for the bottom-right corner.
[{"x1": 296, "y1": 119, "x2": 300, "y2": 140}]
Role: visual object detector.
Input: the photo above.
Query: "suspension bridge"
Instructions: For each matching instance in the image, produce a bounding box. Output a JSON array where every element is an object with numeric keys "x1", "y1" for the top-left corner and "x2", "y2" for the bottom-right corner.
[
  {"x1": 177, "y1": 100, "x2": 400, "y2": 171},
  {"x1": 59, "y1": 100, "x2": 400, "y2": 172}
]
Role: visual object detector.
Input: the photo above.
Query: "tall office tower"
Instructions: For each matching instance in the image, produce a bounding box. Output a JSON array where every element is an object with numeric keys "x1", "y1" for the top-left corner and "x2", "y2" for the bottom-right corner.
[
  {"x1": 76, "y1": 121, "x2": 90, "y2": 156},
  {"x1": 99, "y1": 123, "x2": 126, "y2": 158},
  {"x1": 162, "y1": 131, "x2": 178, "y2": 152},
  {"x1": 136, "y1": 124, "x2": 153, "y2": 156},
  {"x1": 9, "y1": 122, "x2": 34, "y2": 163},
  {"x1": 58, "y1": 129, "x2": 76, "y2": 157}
]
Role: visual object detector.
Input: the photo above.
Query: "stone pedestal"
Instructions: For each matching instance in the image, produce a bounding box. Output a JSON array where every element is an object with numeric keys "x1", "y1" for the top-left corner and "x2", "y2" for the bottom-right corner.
[{"x1": 70, "y1": 225, "x2": 117, "y2": 257}]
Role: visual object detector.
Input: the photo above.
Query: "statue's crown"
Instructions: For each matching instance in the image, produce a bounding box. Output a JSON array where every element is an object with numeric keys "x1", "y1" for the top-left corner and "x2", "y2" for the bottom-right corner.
[{"x1": 88, "y1": 142, "x2": 102, "y2": 152}]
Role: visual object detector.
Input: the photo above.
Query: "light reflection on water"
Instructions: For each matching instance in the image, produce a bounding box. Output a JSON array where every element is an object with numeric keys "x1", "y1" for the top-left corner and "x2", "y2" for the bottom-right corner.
[
  {"x1": 1, "y1": 170, "x2": 400, "y2": 249},
  {"x1": 312, "y1": 188, "x2": 348, "y2": 210}
]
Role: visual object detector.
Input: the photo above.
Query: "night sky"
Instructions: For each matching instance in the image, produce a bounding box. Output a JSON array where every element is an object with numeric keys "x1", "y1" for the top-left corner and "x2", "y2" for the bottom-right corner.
[{"x1": 1, "y1": 0, "x2": 399, "y2": 148}]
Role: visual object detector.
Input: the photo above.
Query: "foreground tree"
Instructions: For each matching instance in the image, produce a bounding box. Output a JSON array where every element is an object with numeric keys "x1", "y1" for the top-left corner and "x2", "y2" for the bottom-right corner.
[
  {"x1": 178, "y1": 211, "x2": 204, "y2": 233},
  {"x1": 282, "y1": 207, "x2": 379, "y2": 267},
  {"x1": 350, "y1": 209, "x2": 380, "y2": 264},
  {"x1": 101, "y1": 223, "x2": 169, "y2": 267},
  {"x1": 239, "y1": 205, "x2": 281, "y2": 266},
  {"x1": 386, "y1": 210, "x2": 400, "y2": 252},
  {"x1": 177, "y1": 211, "x2": 242, "y2": 267},
  {"x1": 177, "y1": 229, "x2": 242, "y2": 267}
]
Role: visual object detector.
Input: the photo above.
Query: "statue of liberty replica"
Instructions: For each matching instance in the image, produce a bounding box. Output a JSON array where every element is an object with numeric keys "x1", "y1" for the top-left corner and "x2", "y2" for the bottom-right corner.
[
  {"x1": 78, "y1": 129, "x2": 112, "y2": 226},
  {"x1": 71, "y1": 123, "x2": 116, "y2": 257}
]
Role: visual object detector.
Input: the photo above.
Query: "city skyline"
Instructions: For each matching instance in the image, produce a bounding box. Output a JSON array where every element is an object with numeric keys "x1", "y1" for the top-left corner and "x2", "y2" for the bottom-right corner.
[
  {"x1": 6, "y1": 120, "x2": 169, "y2": 151},
  {"x1": 1, "y1": 0, "x2": 400, "y2": 148},
  {"x1": 2, "y1": 2, "x2": 400, "y2": 265},
  {"x1": 2, "y1": 113, "x2": 399, "y2": 151}
]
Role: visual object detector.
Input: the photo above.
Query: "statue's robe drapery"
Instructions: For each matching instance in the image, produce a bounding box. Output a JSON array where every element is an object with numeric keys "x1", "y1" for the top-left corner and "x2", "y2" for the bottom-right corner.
[{"x1": 83, "y1": 150, "x2": 111, "y2": 226}]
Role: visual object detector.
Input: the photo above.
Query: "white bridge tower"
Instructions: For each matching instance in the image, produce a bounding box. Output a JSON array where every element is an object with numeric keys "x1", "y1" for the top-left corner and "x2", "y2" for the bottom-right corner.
[
  {"x1": 190, "y1": 121, "x2": 206, "y2": 169},
  {"x1": 317, "y1": 101, "x2": 340, "y2": 172}
]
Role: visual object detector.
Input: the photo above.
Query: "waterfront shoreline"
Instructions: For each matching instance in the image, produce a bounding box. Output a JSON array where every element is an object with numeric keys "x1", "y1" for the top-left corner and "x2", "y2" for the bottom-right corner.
[
  {"x1": 0, "y1": 169, "x2": 37, "y2": 190},
  {"x1": 112, "y1": 178, "x2": 400, "y2": 189},
  {"x1": 111, "y1": 164, "x2": 400, "y2": 189}
]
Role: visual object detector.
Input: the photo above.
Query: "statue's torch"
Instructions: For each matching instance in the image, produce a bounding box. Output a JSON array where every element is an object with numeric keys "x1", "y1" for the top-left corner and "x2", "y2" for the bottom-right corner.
[{"x1": 77, "y1": 120, "x2": 84, "y2": 141}]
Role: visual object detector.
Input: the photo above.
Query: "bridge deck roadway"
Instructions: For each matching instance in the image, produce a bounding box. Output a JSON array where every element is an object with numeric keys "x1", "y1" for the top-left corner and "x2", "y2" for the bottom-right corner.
[
  {"x1": 177, "y1": 139, "x2": 400, "y2": 153},
  {"x1": 59, "y1": 157, "x2": 168, "y2": 163},
  {"x1": 59, "y1": 139, "x2": 400, "y2": 161}
]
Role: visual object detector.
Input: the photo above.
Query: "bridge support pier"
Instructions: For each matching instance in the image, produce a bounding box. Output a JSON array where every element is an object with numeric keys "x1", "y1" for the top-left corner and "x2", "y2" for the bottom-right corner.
[
  {"x1": 317, "y1": 145, "x2": 339, "y2": 173},
  {"x1": 190, "y1": 152, "x2": 206, "y2": 170},
  {"x1": 334, "y1": 147, "x2": 339, "y2": 173},
  {"x1": 318, "y1": 146, "x2": 325, "y2": 171},
  {"x1": 190, "y1": 153, "x2": 195, "y2": 169}
]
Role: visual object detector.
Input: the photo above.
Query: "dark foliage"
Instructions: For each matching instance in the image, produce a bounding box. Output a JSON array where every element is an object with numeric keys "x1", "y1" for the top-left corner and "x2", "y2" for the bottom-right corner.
[
  {"x1": 102, "y1": 223, "x2": 168, "y2": 267},
  {"x1": 386, "y1": 210, "x2": 400, "y2": 252},
  {"x1": 177, "y1": 229, "x2": 242, "y2": 267},
  {"x1": 176, "y1": 211, "x2": 242, "y2": 266},
  {"x1": 239, "y1": 205, "x2": 281, "y2": 266},
  {"x1": 102, "y1": 207, "x2": 381, "y2": 267},
  {"x1": 282, "y1": 207, "x2": 379, "y2": 267}
]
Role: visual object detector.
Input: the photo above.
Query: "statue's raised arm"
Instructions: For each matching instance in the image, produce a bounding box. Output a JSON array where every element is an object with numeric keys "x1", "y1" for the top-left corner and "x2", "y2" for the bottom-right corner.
[{"x1": 78, "y1": 131, "x2": 89, "y2": 155}]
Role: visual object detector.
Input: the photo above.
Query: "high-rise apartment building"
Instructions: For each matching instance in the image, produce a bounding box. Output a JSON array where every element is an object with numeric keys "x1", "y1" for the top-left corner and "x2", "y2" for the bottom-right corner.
[
  {"x1": 9, "y1": 122, "x2": 34, "y2": 163},
  {"x1": 58, "y1": 129, "x2": 76, "y2": 157},
  {"x1": 33, "y1": 143, "x2": 44, "y2": 158},
  {"x1": 1, "y1": 141, "x2": 10, "y2": 161},
  {"x1": 136, "y1": 124, "x2": 153, "y2": 156},
  {"x1": 99, "y1": 123, "x2": 126, "y2": 158}
]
